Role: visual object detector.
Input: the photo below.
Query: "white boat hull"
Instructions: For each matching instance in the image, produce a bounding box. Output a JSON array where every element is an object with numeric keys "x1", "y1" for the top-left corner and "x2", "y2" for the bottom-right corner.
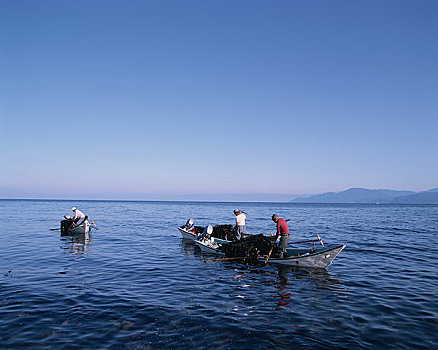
[
  {"x1": 261, "y1": 244, "x2": 346, "y2": 268},
  {"x1": 178, "y1": 227, "x2": 199, "y2": 240},
  {"x1": 194, "y1": 239, "x2": 225, "y2": 255}
]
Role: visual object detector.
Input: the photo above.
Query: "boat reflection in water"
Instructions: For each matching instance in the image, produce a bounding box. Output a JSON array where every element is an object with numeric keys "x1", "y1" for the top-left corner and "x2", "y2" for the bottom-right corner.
[
  {"x1": 183, "y1": 239, "x2": 346, "y2": 316},
  {"x1": 273, "y1": 265, "x2": 345, "y2": 311},
  {"x1": 276, "y1": 265, "x2": 344, "y2": 288},
  {"x1": 60, "y1": 231, "x2": 91, "y2": 255}
]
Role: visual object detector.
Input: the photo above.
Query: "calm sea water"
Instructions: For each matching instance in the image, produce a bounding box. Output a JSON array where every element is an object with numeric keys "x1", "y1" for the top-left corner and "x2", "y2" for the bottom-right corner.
[{"x1": 0, "y1": 200, "x2": 437, "y2": 349}]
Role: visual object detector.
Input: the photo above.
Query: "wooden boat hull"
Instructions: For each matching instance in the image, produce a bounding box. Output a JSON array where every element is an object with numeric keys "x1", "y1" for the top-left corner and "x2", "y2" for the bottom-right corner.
[{"x1": 261, "y1": 244, "x2": 346, "y2": 268}]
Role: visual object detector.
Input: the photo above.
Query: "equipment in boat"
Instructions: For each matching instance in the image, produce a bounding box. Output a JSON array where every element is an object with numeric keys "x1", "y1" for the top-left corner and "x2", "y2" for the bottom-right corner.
[
  {"x1": 183, "y1": 218, "x2": 195, "y2": 231},
  {"x1": 178, "y1": 218, "x2": 205, "y2": 240},
  {"x1": 178, "y1": 219, "x2": 236, "y2": 241}
]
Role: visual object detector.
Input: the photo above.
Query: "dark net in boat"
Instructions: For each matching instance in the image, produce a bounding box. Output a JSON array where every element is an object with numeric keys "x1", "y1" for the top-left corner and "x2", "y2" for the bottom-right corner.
[
  {"x1": 212, "y1": 224, "x2": 235, "y2": 240},
  {"x1": 60, "y1": 219, "x2": 73, "y2": 235},
  {"x1": 221, "y1": 234, "x2": 277, "y2": 264}
]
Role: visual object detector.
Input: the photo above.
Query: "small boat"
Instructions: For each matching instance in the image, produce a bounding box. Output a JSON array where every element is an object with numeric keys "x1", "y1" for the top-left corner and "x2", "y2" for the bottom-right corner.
[
  {"x1": 178, "y1": 218, "x2": 204, "y2": 240},
  {"x1": 60, "y1": 216, "x2": 92, "y2": 236},
  {"x1": 260, "y1": 244, "x2": 346, "y2": 268}
]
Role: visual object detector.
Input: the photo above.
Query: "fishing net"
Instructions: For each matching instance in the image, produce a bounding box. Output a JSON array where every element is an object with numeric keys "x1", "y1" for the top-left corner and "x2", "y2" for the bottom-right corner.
[
  {"x1": 220, "y1": 234, "x2": 277, "y2": 264},
  {"x1": 212, "y1": 224, "x2": 235, "y2": 240},
  {"x1": 60, "y1": 219, "x2": 73, "y2": 235}
]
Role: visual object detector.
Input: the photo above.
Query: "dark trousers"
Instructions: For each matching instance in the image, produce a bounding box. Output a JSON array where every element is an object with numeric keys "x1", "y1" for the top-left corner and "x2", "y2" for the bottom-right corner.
[{"x1": 278, "y1": 234, "x2": 290, "y2": 258}]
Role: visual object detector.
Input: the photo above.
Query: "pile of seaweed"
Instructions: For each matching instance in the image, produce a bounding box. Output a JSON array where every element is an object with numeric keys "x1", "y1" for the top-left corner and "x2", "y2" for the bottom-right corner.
[
  {"x1": 212, "y1": 224, "x2": 235, "y2": 240},
  {"x1": 221, "y1": 234, "x2": 277, "y2": 264}
]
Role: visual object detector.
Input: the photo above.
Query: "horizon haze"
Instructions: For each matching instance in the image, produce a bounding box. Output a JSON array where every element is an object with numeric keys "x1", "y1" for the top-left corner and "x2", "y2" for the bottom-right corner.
[{"x1": 1, "y1": 186, "x2": 437, "y2": 203}]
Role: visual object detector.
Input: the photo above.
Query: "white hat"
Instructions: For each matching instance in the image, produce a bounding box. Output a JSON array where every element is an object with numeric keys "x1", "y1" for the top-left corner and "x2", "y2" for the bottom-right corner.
[{"x1": 72, "y1": 207, "x2": 76, "y2": 211}]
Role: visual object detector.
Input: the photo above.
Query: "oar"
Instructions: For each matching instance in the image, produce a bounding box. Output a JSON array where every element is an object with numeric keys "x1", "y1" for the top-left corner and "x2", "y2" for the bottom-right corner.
[
  {"x1": 49, "y1": 228, "x2": 60, "y2": 231},
  {"x1": 265, "y1": 244, "x2": 274, "y2": 264},
  {"x1": 68, "y1": 222, "x2": 74, "y2": 231},
  {"x1": 289, "y1": 238, "x2": 322, "y2": 245},
  {"x1": 317, "y1": 233, "x2": 324, "y2": 246},
  {"x1": 288, "y1": 234, "x2": 324, "y2": 252},
  {"x1": 90, "y1": 221, "x2": 99, "y2": 230},
  {"x1": 66, "y1": 220, "x2": 76, "y2": 233},
  {"x1": 213, "y1": 257, "x2": 246, "y2": 261},
  {"x1": 263, "y1": 231, "x2": 278, "y2": 263}
]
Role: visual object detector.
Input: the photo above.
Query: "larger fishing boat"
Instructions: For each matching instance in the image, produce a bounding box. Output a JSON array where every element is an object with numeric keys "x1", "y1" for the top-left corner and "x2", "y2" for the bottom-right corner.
[{"x1": 191, "y1": 231, "x2": 346, "y2": 269}]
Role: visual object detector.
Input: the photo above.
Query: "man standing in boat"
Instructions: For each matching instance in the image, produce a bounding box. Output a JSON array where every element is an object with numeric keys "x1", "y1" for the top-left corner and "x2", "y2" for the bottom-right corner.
[
  {"x1": 71, "y1": 207, "x2": 86, "y2": 227},
  {"x1": 272, "y1": 214, "x2": 290, "y2": 258},
  {"x1": 234, "y1": 209, "x2": 246, "y2": 240}
]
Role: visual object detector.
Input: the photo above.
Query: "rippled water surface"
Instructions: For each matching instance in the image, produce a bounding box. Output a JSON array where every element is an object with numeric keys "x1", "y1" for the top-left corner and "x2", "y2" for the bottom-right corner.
[{"x1": 1, "y1": 200, "x2": 437, "y2": 349}]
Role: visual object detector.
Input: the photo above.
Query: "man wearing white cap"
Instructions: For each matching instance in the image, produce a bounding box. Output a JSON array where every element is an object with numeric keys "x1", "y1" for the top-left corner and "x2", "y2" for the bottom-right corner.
[{"x1": 72, "y1": 207, "x2": 86, "y2": 227}]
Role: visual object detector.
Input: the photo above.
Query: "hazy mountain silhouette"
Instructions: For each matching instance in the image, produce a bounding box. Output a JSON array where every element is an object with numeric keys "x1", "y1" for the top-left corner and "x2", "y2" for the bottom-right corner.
[
  {"x1": 289, "y1": 187, "x2": 434, "y2": 203},
  {"x1": 390, "y1": 188, "x2": 438, "y2": 204}
]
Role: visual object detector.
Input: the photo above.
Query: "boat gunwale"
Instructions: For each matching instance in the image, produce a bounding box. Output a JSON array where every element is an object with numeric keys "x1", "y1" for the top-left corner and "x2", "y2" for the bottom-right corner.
[
  {"x1": 178, "y1": 226, "x2": 199, "y2": 239},
  {"x1": 264, "y1": 244, "x2": 346, "y2": 261},
  {"x1": 193, "y1": 239, "x2": 226, "y2": 255}
]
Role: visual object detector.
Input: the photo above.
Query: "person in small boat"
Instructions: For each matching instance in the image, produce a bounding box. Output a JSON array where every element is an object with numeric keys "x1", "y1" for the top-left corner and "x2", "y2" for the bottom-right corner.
[
  {"x1": 272, "y1": 214, "x2": 290, "y2": 258},
  {"x1": 234, "y1": 209, "x2": 246, "y2": 240},
  {"x1": 71, "y1": 207, "x2": 86, "y2": 227}
]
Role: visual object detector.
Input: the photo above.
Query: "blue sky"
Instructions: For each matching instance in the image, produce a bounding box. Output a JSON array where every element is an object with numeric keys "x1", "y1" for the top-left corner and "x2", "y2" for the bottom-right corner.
[{"x1": 1, "y1": 0, "x2": 437, "y2": 200}]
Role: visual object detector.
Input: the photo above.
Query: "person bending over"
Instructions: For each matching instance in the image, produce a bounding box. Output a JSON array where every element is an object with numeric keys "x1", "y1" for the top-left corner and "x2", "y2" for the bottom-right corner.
[{"x1": 71, "y1": 207, "x2": 86, "y2": 227}]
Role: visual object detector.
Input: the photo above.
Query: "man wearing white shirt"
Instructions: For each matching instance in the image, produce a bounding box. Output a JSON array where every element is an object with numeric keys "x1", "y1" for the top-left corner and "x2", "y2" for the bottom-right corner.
[
  {"x1": 72, "y1": 207, "x2": 86, "y2": 227},
  {"x1": 234, "y1": 209, "x2": 246, "y2": 240}
]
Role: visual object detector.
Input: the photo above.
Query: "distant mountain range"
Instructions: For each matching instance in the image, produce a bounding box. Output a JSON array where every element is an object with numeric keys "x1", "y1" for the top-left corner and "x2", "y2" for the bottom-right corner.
[{"x1": 290, "y1": 187, "x2": 438, "y2": 204}]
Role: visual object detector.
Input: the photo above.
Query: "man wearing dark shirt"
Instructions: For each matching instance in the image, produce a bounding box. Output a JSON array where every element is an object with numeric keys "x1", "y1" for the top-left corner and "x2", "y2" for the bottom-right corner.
[{"x1": 272, "y1": 214, "x2": 290, "y2": 258}]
